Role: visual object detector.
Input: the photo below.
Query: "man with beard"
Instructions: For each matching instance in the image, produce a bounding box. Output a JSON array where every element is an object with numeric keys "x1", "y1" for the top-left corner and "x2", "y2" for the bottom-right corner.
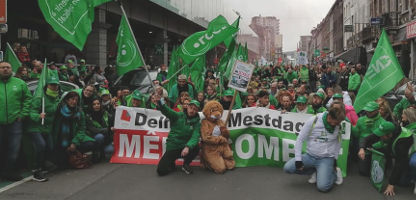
[
  {"x1": 219, "y1": 89, "x2": 241, "y2": 110},
  {"x1": 354, "y1": 101, "x2": 386, "y2": 176},
  {"x1": 312, "y1": 93, "x2": 327, "y2": 114},
  {"x1": 0, "y1": 61, "x2": 32, "y2": 181},
  {"x1": 168, "y1": 74, "x2": 195, "y2": 104}
]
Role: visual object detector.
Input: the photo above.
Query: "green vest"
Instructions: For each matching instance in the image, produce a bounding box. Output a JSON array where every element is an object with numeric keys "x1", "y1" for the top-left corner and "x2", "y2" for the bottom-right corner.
[{"x1": 299, "y1": 67, "x2": 309, "y2": 82}]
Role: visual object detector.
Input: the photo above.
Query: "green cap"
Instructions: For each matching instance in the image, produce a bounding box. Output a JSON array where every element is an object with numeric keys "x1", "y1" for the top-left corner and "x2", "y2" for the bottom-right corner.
[
  {"x1": 374, "y1": 122, "x2": 396, "y2": 136},
  {"x1": 46, "y1": 76, "x2": 60, "y2": 85},
  {"x1": 132, "y1": 90, "x2": 143, "y2": 100},
  {"x1": 188, "y1": 100, "x2": 200, "y2": 107},
  {"x1": 224, "y1": 89, "x2": 234, "y2": 96},
  {"x1": 363, "y1": 101, "x2": 379, "y2": 112},
  {"x1": 101, "y1": 89, "x2": 110, "y2": 96},
  {"x1": 314, "y1": 92, "x2": 324, "y2": 99},
  {"x1": 67, "y1": 60, "x2": 73, "y2": 63},
  {"x1": 80, "y1": 59, "x2": 85, "y2": 63},
  {"x1": 262, "y1": 78, "x2": 267, "y2": 81},
  {"x1": 296, "y1": 96, "x2": 308, "y2": 104},
  {"x1": 60, "y1": 66, "x2": 67, "y2": 70},
  {"x1": 318, "y1": 85, "x2": 325, "y2": 90},
  {"x1": 333, "y1": 93, "x2": 343, "y2": 99},
  {"x1": 267, "y1": 78, "x2": 271, "y2": 82}
]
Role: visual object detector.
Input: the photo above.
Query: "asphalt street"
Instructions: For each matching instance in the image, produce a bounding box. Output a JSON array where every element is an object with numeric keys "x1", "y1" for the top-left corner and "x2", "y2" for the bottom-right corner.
[{"x1": 0, "y1": 161, "x2": 415, "y2": 200}]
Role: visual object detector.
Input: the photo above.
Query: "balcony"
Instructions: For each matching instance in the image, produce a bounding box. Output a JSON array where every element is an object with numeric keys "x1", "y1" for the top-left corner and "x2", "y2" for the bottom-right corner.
[
  {"x1": 361, "y1": 26, "x2": 379, "y2": 43},
  {"x1": 382, "y1": 12, "x2": 401, "y2": 27}
]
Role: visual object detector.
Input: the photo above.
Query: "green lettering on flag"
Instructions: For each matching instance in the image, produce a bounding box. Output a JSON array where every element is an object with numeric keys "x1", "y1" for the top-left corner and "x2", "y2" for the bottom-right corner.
[
  {"x1": 116, "y1": 14, "x2": 144, "y2": 76},
  {"x1": 5, "y1": 43, "x2": 21, "y2": 72},
  {"x1": 353, "y1": 29, "x2": 404, "y2": 112},
  {"x1": 370, "y1": 149, "x2": 385, "y2": 192},
  {"x1": 38, "y1": 0, "x2": 111, "y2": 51},
  {"x1": 177, "y1": 15, "x2": 239, "y2": 64}
]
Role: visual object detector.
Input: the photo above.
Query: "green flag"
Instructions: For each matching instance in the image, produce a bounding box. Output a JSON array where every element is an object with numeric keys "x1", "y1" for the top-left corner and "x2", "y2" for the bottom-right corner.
[
  {"x1": 218, "y1": 38, "x2": 236, "y2": 73},
  {"x1": 5, "y1": 43, "x2": 21, "y2": 72},
  {"x1": 353, "y1": 29, "x2": 405, "y2": 112},
  {"x1": 34, "y1": 60, "x2": 49, "y2": 98},
  {"x1": 116, "y1": 14, "x2": 145, "y2": 76},
  {"x1": 177, "y1": 15, "x2": 239, "y2": 64},
  {"x1": 181, "y1": 64, "x2": 191, "y2": 78},
  {"x1": 166, "y1": 46, "x2": 179, "y2": 92},
  {"x1": 38, "y1": 0, "x2": 111, "y2": 51},
  {"x1": 224, "y1": 16, "x2": 240, "y2": 48},
  {"x1": 225, "y1": 43, "x2": 244, "y2": 79},
  {"x1": 190, "y1": 56, "x2": 206, "y2": 92},
  {"x1": 370, "y1": 149, "x2": 385, "y2": 192}
]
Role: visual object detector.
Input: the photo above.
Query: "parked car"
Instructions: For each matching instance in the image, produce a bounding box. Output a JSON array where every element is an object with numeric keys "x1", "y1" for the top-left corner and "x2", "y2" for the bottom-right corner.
[
  {"x1": 111, "y1": 69, "x2": 158, "y2": 95},
  {"x1": 26, "y1": 80, "x2": 79, "y2": 95},
  {"x1": 383, "y1": 81, "x2": 416, "y2": 108}
]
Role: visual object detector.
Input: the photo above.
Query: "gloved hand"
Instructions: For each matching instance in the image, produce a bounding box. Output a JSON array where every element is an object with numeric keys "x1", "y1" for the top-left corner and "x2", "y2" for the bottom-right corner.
[{"x1": 295, "y1": 161, "x2": 304, "y2": 170}]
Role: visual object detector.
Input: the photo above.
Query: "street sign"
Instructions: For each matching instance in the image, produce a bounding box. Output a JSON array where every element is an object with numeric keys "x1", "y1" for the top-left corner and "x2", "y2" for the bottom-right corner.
[
  {"x1": 0, "y1": 0, "x2": 6, "y2": 24},
  {"x1": 344, "y1": 25, "x2": 353, "y2": 32},
  {"x1": 371, "y1": 18, "x2": 383, "y2": 26},
  {"x1": 407, "y1": 20, "x2": 416, "y2": 39},
  {"x1": 314, "y1": 49, "x2": 320, "y2": 56}
]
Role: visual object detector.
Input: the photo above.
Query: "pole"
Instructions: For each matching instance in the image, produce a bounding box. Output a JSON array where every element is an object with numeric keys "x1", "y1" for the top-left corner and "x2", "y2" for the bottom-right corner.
[
  {"x1": 41, "y1": 97, "x2": 45, "y2": 125},
  {"x1": 165, "y1": 64, "x2": 188, "y2": 82},
  {"x1": 225, "y1": 90, "x2": 238, "y2": 125},
  {"x1": 117, "y1": 0, "x2": 156, "y2": 93}
]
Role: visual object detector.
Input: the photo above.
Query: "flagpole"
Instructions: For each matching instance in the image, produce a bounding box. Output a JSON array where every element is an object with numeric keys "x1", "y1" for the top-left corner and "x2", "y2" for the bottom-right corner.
[
  {"x1": 42, "y1": 58, "x2": 47, "y2": 125},
  {"x1": 165, "y1": 65, "x2": 188, "y2": 82},
  {"x1": 117, "y1": 0, "x2": 156, "y2": 93}
]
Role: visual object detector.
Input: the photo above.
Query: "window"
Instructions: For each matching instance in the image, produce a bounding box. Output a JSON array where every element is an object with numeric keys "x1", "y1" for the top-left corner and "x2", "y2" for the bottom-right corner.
[{"x1": 18, "y1": 28, "x2": 39, "y2": 40}]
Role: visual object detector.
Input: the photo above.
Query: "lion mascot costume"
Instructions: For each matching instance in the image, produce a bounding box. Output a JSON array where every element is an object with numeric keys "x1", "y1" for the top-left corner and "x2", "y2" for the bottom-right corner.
[{"x1": 200, "y1": 101, "x2": 235, "y2": 174}]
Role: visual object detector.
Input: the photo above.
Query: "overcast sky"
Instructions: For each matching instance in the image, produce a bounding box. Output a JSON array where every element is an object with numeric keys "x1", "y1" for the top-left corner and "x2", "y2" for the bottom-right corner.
[{"x1": 227, "y1": 0, "x2": 335, "y2": 52}]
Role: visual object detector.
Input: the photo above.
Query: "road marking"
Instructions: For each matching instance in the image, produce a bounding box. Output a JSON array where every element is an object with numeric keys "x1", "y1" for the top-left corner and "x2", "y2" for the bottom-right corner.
[{"x1": 0, "y1": 176, "x2": 33, "y2": 194}]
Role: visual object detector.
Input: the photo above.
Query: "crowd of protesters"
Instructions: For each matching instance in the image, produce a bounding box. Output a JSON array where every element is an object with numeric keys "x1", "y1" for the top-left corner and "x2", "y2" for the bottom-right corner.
[{"x1": 1, "y1": 56, "x2": 416, "y2": 196}]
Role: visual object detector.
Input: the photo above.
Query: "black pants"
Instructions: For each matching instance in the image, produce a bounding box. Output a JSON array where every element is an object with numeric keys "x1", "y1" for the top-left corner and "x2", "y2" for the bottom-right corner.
[
  {"x1": 358, "y1": 153, "x2": 371, "y2": 176},
  {"x1": 157, "y1": 146, "x2": 199, "y2": 176}
]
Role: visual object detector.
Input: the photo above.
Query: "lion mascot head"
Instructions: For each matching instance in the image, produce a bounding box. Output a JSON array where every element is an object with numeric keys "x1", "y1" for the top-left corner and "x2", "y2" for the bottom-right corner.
[{"x1": 203, "y1": 101, "x2": 224, "y2": 122}]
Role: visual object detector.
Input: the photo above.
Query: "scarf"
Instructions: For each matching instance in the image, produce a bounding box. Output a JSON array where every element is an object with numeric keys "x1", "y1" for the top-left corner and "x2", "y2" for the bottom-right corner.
[
  {"x1": 365, "y1": 113, "x2": 381, "y2": 127},
  {"x1": 322, "y1": 112, "x2": 335, "y2": 133},
  {"x1": 60, "y1": 104, "x2": 80, "y2": 147},
  {"x1": 256, "y1": 100, "x2": 271, "y2": 109},
  {"x1": 102, "y1": 99, "x2": 111, "y2": 107},
  {"x1": 207, "y1": 92, "x2": 217, "y2": 101},
  {"x1": 46, "y1": 88, "x2": 59, "y2": 98}
]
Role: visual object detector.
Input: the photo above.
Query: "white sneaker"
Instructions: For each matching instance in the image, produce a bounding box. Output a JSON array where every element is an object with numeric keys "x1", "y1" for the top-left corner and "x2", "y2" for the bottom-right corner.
[
  {"x1": 335, "y1": 167, "x2": 343, "y2": 185},
  {"x1": 308, "y1": 172, "x2": 317, "y2": 184},
  {"x1": 413, "y1": 183, "x2": 416, "y2": 195}
]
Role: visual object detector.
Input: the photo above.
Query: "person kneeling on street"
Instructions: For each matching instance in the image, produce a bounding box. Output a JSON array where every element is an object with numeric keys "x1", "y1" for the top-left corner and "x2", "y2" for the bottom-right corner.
[
  {"x1": 154, "y1": 95, "x2": 201, "y2": 176},
  {"x1": 284, "y1": 107, "x2": 345, "y2": 192}
]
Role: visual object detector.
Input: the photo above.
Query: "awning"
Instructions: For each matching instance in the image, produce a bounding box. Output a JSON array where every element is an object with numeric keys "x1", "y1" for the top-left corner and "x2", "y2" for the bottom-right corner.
[{"x1": 334, "y1": 47, "x2": 360, "y2": 63}]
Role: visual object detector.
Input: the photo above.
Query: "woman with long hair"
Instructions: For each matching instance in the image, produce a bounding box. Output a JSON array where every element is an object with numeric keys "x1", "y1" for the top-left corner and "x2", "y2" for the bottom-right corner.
[
  {"x1": 196, "y1": 91, "x2": 206, "y2": 111},
  {"x1": 173, "y1": 92, "x2": 190, "y2": 112},
  {"x1": 243, "y1": 94, "x2": 257, "y2": 108},
  {"x1": 205, "y1": 84, "x2": 218, "y2": 101},
  {"x1": 85, "y1": 98, "x2": 115, "y2": 162},
  {"x1": 377, "y1": 99, "x2": 395, "y2": 123},
  {"x1": 15, "y1": 66, "x2": 31, "y2": 81}
]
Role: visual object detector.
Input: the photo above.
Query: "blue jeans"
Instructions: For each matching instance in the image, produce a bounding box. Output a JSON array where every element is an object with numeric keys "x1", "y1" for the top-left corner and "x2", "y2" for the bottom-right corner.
[
  {"x1": 409, "y1": 152, "x2": 416, "y2": 181},
  {"x1": 29, "y1": 132, "x2": 53, "y2": 169},
  {"x1": 284, "y1": 153, "x2": 336, "y2": 192},
  {"x1": 94, "y1": 134, "x2": 114, "y2": 155},
  {"x1": 0, "y1": 120, "x2": 23, "y2": 172}
]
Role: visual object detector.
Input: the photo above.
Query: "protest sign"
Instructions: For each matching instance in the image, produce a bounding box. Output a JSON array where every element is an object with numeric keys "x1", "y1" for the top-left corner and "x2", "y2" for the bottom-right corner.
[
  {"x1": 111, "y1": 106, "x2": 351, "y2": 177},
  {"x1": 228, "y1": 60, "x2": 254, "y2": 93}
]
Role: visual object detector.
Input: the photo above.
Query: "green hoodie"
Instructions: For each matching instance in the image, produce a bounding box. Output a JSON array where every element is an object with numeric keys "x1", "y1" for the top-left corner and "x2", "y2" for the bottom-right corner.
[
  {"x1": 0, "y1": 77, "x2": 32, "y2": 125},
  {"x1": 354, "y1": 114, "x2": 386, "y2": 141},
  {"x1": 299, "y1": 67, "x2": 309, "y2": 82},
  {"x1": 348, "y1": 72, "x2": 361, "y2": 91},
  {"x1": 159, "y1": 104, "x2": 201, "y2": 151},
  {"x1": 168, "y1": 84, "x2": 195, "y2": 104},
  {"x1": 393, "y1": 97, "x2": 416, "y2": 120},
  {"x1": 27, "y1": 90, "x2": 60, "y2": 134}
]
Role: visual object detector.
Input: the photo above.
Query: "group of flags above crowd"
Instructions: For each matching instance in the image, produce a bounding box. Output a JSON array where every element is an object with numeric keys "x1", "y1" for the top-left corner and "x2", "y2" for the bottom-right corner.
[{"x1": 3, "y1": 0, "x2": 407, "y2": 114}]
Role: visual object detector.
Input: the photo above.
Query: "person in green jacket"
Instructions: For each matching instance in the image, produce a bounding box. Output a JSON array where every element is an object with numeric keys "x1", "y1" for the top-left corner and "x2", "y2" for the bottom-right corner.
[
  {"x1": 285, "y1": 68, "x2": 298, "y2": 84},
  {"x1": 354, "y1": 101, "x2": 386, "y2": 176},
  {"x1": 311, "y1": 92, "x2": 327, "y2": 114},
  {"x1": 348, "y1": 67, "x2": 361, "y2": 95},
  {"x1": 393, "y1": 85, "x2": 416, "y2": 120},
  {"x1": 73, "y1": 85, "x2": 99, "y2": 113},
  {"x1": 290, "y1": 95, "x2": 314, "y2": 114},
  {"x1": 219, "y1": 89, "x2": 242, "y2": 110},
  {"x1": 52, "y1": 91, "x2": 96, "y2": 169},
  {"x1": 155, "y1": 97, "x2": 201, "y2": 176},
  {"x1": 298, "y1": 65, "x2": 309, "y2": 84},
  {"x1": 28, "y1": 76, "x2": 61, "y2": 182},
  {"x1": 125, "y1": 90, "x2": 146, "y2": 108},
  {"x1": 67, "y1": 60, "x2": 79, "y2": 77},
  {"x1": 59, "y1": 66, "x2": 70, "y2": 81},
  {"x1": 85, "y1": 98, "x2": 115, "y2": 163},
  {"x1": 359, "y1": 121, "x2": 415, "y2": 196},
  {"x1": 0, "y1": 61, "x2": 32, "y2": 181},
  {"x1": 169, "y1": 74, "x2": 195, "y2": 104}
]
